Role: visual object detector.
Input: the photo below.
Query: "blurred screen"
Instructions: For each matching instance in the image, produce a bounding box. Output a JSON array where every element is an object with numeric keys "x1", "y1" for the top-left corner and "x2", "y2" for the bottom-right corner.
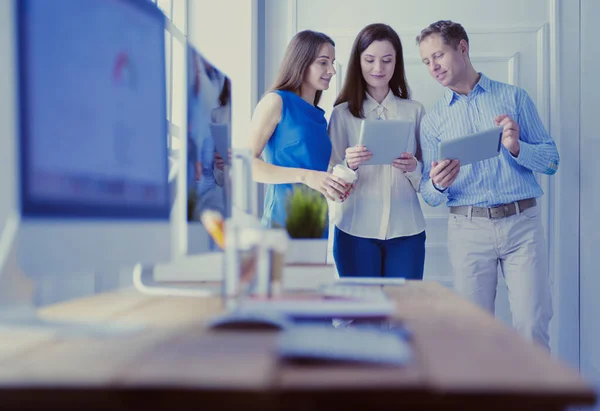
[
  {"x1": 18, "y1": 0, "x2": 169, "y2": 218},
  {"x1": 186, "y1": 45, "x2": 232, "y2": 227}
]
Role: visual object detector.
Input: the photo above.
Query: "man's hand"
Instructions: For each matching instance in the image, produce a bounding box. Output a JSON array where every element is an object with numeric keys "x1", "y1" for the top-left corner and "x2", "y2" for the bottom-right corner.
[
  {"x1": 430, "y1": 159, "x2": 460, "y2": 189},
  {"x1": 495, "y1": 114, "x2": 520, "y2": 157}
]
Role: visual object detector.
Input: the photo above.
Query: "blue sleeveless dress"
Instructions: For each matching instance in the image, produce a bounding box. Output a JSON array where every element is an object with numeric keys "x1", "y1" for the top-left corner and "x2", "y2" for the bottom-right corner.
[{"x1": 261, "y1": 90, "x2": 332, "y2": 231}]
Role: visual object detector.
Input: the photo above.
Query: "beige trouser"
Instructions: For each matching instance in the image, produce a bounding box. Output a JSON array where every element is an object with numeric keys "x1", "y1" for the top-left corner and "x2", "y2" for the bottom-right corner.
[{"x1": 447, "y1": 204, "x2": 553, "y2": 349}]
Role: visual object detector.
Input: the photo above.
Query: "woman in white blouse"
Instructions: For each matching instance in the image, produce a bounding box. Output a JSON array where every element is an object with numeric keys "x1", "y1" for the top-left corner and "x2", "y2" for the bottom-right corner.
[{"x1": 328, "y1": 23, "x2": 426, "y2": 279}]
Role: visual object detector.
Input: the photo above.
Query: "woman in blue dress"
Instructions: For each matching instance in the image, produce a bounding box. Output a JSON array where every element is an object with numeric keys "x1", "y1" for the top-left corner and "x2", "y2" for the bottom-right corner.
[{"x1": 249, "y1": 30, "x2": 350, "y2": 230}]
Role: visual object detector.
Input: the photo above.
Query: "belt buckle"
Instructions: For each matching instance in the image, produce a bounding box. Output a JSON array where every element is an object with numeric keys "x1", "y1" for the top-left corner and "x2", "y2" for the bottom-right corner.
[{"x1": 489, "y1": 205, "x2": 507, "y2": 219}]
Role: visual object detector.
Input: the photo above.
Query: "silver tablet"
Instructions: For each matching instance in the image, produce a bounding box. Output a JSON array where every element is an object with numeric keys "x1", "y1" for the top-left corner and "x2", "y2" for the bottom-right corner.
[
  {"x1": 437, "y1": 126, "x2": 503, "y2": 166},
  {"x1": 358, "y1": 119, "x2": 414, "y2": 166},
  {"x1": 209, "y1": 122, "x2": 231, "y2": 165}
]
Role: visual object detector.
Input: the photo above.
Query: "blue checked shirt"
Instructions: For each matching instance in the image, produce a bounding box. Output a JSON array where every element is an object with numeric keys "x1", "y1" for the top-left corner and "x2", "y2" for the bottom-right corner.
[{"x1": 420, "y1": 73, "x2": 559, "y2": 208}]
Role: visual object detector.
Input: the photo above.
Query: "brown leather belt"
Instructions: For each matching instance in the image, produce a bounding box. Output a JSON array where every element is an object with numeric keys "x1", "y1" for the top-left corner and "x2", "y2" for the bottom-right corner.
[{"x1": 449, "y1": 198, "x2": 536, "y2": 219}]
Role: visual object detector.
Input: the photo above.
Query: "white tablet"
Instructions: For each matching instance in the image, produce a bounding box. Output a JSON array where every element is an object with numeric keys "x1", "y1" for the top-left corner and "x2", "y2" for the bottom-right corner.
[
  {"x1": 334, "y1": 277, "x2": 406, "y2": 286},
  {"x1": 209, "y1": 122, "x2": 231, "y2": 165},
  {"x1": 358, "y1": 119, "x2": 413, "y2": 166},
  {"x1": 437, "y1": 126, "x2": 503, "y2": 166}
]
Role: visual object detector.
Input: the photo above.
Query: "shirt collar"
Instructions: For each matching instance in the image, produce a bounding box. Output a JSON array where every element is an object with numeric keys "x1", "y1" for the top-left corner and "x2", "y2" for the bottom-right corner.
[
  {"x1": 364, "y1": 89, "x2": 398, "y2": 117},
  {"x1": 445, "y1": 72, "x2": 490, "y2": 106}
]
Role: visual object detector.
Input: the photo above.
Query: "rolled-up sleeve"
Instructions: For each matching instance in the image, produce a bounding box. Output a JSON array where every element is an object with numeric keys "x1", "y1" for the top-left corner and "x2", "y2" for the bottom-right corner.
[
  {"x1": 511, "y1": 89, "x2": 559, "y2": 175},
  {"x1": 419, "y1": 114, "x2": 448, "y2": 207}
]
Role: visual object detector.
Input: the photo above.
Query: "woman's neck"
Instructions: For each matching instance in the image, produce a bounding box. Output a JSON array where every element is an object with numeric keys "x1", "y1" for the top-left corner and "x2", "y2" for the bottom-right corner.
[
  {"x1": 298, "y1": 85, "x2": 317, "y2": 105},
  {"x1": 366, "y1": 85, "x2": 389, "y2": 104}
]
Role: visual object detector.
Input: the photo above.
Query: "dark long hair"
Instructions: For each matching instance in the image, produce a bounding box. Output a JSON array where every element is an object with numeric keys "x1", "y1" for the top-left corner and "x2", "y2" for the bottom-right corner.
[
  {"x1": 218, "y1": 77, "x2": 231, "y2": 107},
  {"x1": 270, "y1": 30, "x2": 335, "y2": 107},
  {"x1": 334, "y1": 23, "x2": 410, "y2": 118}
]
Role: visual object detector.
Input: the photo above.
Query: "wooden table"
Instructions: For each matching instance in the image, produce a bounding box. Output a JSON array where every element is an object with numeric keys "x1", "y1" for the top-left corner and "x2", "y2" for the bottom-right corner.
[{"x1": 0, "y1": 281, "x2": 594, "y2": 410}]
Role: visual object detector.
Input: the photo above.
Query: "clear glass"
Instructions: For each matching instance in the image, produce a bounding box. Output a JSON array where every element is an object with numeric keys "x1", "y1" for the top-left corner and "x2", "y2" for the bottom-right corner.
[
  {"x1": 164, "y1": 30, "x2": 172, "y2": 121},
  {"x1": 156, "y1": 0, "x2": 172, "y2": 19},
  {"x1": 172, "y1": 0, "x2": 187, "y2": 34},
  {"x1": 171, "y1": 36, "x2": 185, "y2": 129}
]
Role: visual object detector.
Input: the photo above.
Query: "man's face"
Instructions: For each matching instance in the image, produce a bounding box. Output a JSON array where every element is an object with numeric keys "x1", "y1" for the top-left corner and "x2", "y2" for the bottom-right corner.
[{"x1": 419, "y1": 34, "x2": 468, "y2": 88}]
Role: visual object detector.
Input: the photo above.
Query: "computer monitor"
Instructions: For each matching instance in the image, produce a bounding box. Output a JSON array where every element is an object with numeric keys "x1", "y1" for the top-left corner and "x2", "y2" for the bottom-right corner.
[
  {"x1": 0, "y1": 0, "x2": 172, "y2": 306},
  {"x1": 136, "y1": 42, "x2": 258, "y2": 292},
  {"x1": 185, "y1": 45, "x2": 232, "y2": 255}
]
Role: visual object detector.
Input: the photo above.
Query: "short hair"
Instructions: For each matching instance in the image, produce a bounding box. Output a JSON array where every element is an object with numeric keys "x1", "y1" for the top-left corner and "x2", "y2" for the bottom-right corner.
[{"x1": 415, "y1": 20, "x2": 469, "y2": 49}]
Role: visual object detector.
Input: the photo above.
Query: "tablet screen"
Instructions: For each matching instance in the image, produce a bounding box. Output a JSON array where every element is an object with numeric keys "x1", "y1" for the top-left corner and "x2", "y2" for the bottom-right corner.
[
  {"x1": 437, "y1": 126, "x2": 503, "y2": 166},
  {"x1": 358, "y1": 120, "x2": 413, "y2": 166}
]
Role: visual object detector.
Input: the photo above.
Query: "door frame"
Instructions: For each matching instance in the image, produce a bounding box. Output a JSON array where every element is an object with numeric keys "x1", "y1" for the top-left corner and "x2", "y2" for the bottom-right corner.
[{"x1": 549, "y1": 0, "x2": 580, "y2": 368}]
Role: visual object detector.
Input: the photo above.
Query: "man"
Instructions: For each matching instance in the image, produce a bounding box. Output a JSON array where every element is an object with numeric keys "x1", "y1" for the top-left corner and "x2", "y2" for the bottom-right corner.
[{"x1": 416, "y1": 20, "x2": 559, "y2": 349}]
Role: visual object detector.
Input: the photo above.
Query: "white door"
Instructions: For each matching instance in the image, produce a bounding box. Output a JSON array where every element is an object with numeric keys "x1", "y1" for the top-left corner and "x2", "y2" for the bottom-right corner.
[{"x1": 288, "y1": 0, "x2": 556, "y2": 325}]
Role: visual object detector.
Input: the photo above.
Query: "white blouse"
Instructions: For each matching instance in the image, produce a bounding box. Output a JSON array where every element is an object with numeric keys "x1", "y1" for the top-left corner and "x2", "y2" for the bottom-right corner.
[{"x1": 328, "y1": 91, "x2": 426, "y2": 240}]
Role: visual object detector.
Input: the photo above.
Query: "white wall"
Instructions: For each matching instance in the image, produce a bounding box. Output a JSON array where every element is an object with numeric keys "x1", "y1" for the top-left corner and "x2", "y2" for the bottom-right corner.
[
  {"x1": 187, "y1": 0, "x2": 258, "y2": 148},
  {"x1": 580, "y1": 0, "x2": 600, "y2": 388},
  {"x1": 0, "y1": 0, "x2": 17, "y2": 236},
  {"x1": 551, "y1": 0, "x2": 581, "y2": 370},
  {"x1": 263, "y1": 0, "x2": 296, "y2": 92}
]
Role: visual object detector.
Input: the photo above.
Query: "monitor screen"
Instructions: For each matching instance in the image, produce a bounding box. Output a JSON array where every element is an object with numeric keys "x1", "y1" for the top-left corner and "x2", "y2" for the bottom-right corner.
[
  {"x1": 17, "y1": 0, "x2": 169, "y2": 219},
  {"x1": 186, "y1": 45, "x2": 232, "y2": 229}
]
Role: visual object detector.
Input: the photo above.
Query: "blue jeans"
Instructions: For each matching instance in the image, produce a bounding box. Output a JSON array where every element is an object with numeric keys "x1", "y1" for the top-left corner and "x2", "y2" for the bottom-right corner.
[{"x1": 333, "y1": 227, "x2": 426, "y2": 279}]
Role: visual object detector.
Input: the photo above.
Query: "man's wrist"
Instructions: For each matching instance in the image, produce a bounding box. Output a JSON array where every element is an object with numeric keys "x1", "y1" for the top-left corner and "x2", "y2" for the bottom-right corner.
[
  {"x1": 432, "y1": 180, "x2": 447, "y2": 193},
  {"x1": 509, "y1": 142, "x2": 520, "y2": 157}
]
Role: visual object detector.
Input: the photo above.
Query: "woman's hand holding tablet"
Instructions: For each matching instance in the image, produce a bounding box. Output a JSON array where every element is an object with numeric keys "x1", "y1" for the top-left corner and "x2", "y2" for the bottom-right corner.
[
  {"x1": 392, "y1": 152, "x2": 418, "y2": 172},
  {"x1": 345, "y1": 145, "x2": 373, "y2": 170}
]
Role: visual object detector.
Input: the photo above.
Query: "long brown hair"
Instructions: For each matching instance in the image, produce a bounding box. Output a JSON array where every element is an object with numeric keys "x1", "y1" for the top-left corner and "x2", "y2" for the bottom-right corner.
[
  {"x1": 270, "y1": 30, "x2": 335, "y2": 107},
  {"x1": 218, "y1": 77, "x2": 231, "y2": 107},
  {"x1": 335, "y1": 23, "x2": 410, "y2": 118}
]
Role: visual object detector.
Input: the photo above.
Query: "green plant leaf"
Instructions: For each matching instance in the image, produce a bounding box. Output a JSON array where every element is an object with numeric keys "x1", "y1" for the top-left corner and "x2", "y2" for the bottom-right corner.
[{"x1": 284, "y1": 185, "x2": 328, "y2": 238}]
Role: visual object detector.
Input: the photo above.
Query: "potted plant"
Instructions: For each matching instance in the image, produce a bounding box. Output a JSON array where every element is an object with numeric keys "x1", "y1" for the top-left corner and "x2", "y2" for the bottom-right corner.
[{"x1": 284, "y1": 186, "x2": 329, "y2": 264}]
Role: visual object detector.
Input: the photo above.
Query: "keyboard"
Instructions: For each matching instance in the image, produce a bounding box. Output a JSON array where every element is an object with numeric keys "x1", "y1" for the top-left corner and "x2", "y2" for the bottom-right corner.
[
  {"x1": 278, "y1": 323, "x2": 412, "y2": 365},
  {"x1": 319, "y1": 284, "x2": 389, "y2": 302}
]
